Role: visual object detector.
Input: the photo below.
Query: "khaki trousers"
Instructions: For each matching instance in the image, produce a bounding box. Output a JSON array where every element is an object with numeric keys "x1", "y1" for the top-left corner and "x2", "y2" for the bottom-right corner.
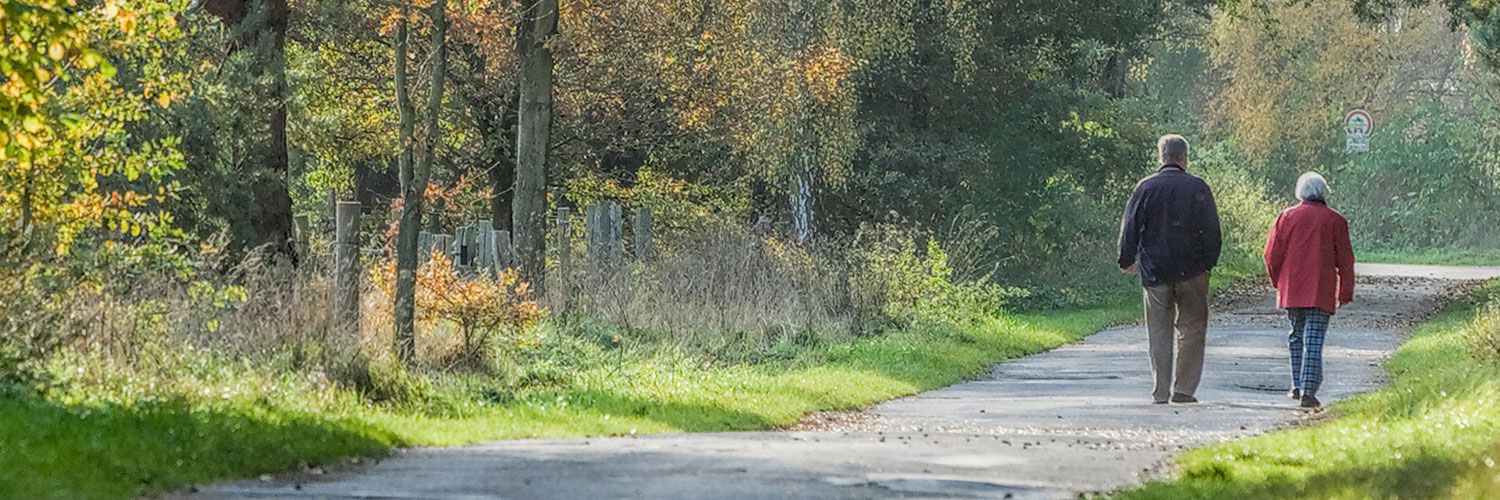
[{"x1": 1143, "y1": 272, "x2": 1210, "y2": 402}]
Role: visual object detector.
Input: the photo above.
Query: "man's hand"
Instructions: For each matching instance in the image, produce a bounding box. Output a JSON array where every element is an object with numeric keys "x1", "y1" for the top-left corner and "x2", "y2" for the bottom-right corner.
[{"x1": 1122, "y1": 263, "x2": 1137, "y2": 274}]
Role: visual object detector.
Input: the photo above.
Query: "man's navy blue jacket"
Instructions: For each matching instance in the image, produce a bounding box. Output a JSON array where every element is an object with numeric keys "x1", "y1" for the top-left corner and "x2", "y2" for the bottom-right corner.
[{"x1": 1116, "y1": 165, "x2": 1222, "y2": 287}]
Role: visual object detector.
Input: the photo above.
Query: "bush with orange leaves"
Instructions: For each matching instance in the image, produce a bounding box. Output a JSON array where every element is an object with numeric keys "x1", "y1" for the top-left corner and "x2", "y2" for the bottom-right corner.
[{"x1": 372, "y1": 251, "x2": 545, "y2": 366}]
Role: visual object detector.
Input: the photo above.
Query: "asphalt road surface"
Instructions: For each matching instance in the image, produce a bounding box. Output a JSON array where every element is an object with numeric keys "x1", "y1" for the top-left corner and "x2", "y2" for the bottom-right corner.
[{"x1": 176, "y1": 263, "x2": 1500, "y2": 500}]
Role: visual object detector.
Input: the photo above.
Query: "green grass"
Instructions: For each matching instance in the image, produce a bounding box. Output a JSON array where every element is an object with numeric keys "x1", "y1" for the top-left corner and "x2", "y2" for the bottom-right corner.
[
  {"x1": 0, "y1": 302, "x2": 1136, "y2": 500},
  {"x1": 1357, "y1": 247, "x2": 1500, "y2": 266},
  {"x1": 1114, "y1": 280, "x2": 1500, "y2": 500},
  {"x1": 0, "y1": 398, "x2": 396, "y2": 500}
]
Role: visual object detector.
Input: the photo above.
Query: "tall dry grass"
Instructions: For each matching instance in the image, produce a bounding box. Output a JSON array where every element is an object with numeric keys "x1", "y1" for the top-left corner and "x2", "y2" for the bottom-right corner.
[{"x1": 563, "y1": 222, "x2": 854, "y2": 362}]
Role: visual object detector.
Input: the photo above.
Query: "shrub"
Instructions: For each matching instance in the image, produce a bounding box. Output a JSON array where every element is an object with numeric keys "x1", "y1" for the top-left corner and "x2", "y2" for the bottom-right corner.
[
  {"x1": 1193, "y1": 141, "x2": 1280, "y2": 278},
  {"x1": 368, "y1": 251, "x2": 546, "y2": 370},
  {"x1": 0, "y1": 227, "x2": 200, "y2": 391},
  {"x1": 849, "y1": 223, "x2": 1024, "y2": 331},
  {"x1": 1337, "y1": 101, "x2": 1500, "y2": 252}
]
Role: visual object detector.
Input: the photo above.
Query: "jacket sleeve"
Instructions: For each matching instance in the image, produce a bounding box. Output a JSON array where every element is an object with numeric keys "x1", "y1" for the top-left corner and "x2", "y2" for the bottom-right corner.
[
  {"x1": 1264, "y1": 213, "x2": 1285, "y2": 286},
  {"x1": 1200, "y1": 183, "x2": 1223, "y2": 269},
  {"x1": 1335, "y1": 215, "x2": 1356, "y2": 304},
  {"x1": 1117, "y1": 185, "x2": 1144, "y2": 269}
]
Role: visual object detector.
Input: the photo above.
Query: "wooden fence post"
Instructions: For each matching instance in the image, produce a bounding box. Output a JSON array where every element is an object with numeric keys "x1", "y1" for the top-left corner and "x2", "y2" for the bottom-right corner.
[
  {"x1": 585, "y1": 202, "x2": 624, "y2": 268},
  {"x1": 455, "y1": 224, "x2": 472, "y2": 267},
  {"x1": 294, "y1": 214, "x2": 311, "y2": 257},
  {"x1": 633, "y1": 206, "x2": 652, "y2": 262},
  {"x1": 607, "y1": 203, "x2": 623, "y2": 265},
  {"x1": 553, "y1": 207, "x2": 572, "y2": 307},
  {"x1": 430, "y1": 234, "x2": 453, "y2": 263},
  {"x1": 418, "y1": 231, "x2": 433, "y2": 258},
  {"x1": 585, "y1": 202, "x2": 603, "y2": 266},
  {"x1": 475, "y1": 220, "x2": 494, "y2": 272},
  {"x1": 334, "y1": 201, "x2": 361, "y2": 331}
]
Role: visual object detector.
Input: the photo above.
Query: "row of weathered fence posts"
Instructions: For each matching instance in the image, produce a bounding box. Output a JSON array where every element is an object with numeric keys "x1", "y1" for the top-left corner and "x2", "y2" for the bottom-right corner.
[
  {"x1": 550, "y1": 203, "x2": 653, "y2": 310},
  {"x1": 585, "y1": 202, "x2": 624, "y2": 268},
  {"x1": 326, "y1": 200, "x2": 653, "y2": 324},
  {"x1": 583, "y1": 203, "x2": 654, "y2": 265},
  {"x1": 415, "y1": 224, "x2": 520, "y2": 278}
]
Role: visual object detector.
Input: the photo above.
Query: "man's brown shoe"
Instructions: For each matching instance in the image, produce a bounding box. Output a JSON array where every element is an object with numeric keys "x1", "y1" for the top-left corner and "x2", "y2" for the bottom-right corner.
[
  {"x1": 1289, "y1": 388, "x2": 1302, "y2": 400},
  {"x1": 1171, "y1": 393, "x2": 1198, "y2": 403},
  {"x1": 1300, "y1": 395, "x2": 1321, "y2": 408}
]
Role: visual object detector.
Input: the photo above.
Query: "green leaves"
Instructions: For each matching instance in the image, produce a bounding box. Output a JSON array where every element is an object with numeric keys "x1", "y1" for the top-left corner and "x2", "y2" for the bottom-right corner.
[
  {"x1": 1, "y1": 0, "x2": 99, "y2": 159},
  {"x1": 1, "y1": 0, "x2": 188, "y2": 255}
]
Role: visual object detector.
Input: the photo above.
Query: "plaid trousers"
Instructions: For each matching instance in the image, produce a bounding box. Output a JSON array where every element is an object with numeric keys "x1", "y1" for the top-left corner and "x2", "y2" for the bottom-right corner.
[{"x1": 1287, "y1": 307, "x2": 1330, "y2": 396}]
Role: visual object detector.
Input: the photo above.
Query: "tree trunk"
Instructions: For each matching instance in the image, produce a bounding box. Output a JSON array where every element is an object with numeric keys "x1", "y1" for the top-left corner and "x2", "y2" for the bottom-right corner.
[
  {"x1": 791, "y1": 1, "x2": 816, "y2": 248},
  {"x1": 392, "y1": 8, "x2": 417, "y2": 363},
  {"x1": 488, "y1": 92, "x2": 518, "y2": 232},
  {"x1": 199, "y1": 0, "x2": 297, "y2": 263},
  {"x1": 1101, "y1": 49, "x2": 1127, "y2": 98},
  {"x1": 393, "y1": 0, "x2": 448, "y2": 364},
  {"x1": 512, "y1": 0, "x2": 558, "y2": 292},
  {"x1": 455, "y1": 41, "x2": 519, "y2": 233},
  {"x1": 392, "y1": 0, "x2": 444, "y2": 364}
]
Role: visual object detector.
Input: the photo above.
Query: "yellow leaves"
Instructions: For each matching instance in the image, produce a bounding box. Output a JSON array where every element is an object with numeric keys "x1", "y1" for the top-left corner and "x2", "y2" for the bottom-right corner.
[
  {"x1": 97, "y1": 0, "x2": 139, "y2": 33},
  {"x1": 799, "y1": 44, "x2": 855, "y2": 102},
  {"x1": 0, "y1": 0, "x2": 182, "y2": 248},
  {"x1": 13, "y1": 131, "x2": 40, "y2": 150},
  {"x1": 21, "y1": 115, "x2": 46, "y2": 134},
  {"x1": 371, "y1": 251, "x2": 547, "y2": 340},
  {"x1": 118, "y1": 12, "x2": 137, "y2": 34}
]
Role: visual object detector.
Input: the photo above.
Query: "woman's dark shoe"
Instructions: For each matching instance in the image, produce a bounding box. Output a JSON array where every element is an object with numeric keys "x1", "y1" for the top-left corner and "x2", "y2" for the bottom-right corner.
[
  {"x1": 1171, "y1": 393, "x2": 1198, "y2": 403},
  {"x1": 1289, "y1": 388, "x2": 1302, "y2": 400},
  {"x1": 1299, "y1": 394, "x2": 1321, "y2": 408}
]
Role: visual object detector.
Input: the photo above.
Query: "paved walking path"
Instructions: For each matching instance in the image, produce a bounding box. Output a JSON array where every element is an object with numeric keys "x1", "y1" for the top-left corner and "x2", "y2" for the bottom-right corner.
[{"x1": 181, "y1": 264, "x2": 1500, "y2": 500}]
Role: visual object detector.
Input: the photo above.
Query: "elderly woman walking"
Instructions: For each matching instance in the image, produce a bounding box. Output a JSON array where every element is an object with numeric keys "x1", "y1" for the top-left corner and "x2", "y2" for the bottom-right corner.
[{"x1": 1263, "y1": 172, "x2": 1356, "y2": 408}]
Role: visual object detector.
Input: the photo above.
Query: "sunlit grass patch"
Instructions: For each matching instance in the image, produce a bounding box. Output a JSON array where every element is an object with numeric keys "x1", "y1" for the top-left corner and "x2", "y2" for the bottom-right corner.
[
  {"x1": 1358, "y1": 247, "x2": 1500, "y2": 267},
  {"x1": 0, "y1": 396, "x2": 396, "y2": 500},
  {"x1": 1114, "y1": 280, "x2": 1500, "y2": 500}
]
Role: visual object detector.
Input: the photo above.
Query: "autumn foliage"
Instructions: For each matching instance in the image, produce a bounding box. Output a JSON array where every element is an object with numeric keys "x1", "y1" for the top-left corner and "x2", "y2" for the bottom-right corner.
[{"x1": 371, "y1": 251, "x2": 545, "y2": 365}]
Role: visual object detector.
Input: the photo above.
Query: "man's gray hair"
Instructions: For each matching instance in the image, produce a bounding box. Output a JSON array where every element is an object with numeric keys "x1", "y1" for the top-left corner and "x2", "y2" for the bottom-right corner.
[
  {"x1": 1158, "y1": 134, "x2": 1189, "y2": 167},
  {"x1": 1296, "y1": 172, "x2": 1330, "y2": 201}
]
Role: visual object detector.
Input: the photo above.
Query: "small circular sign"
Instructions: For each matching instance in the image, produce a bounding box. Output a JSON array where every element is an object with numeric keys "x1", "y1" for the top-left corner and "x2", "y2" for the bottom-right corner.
[{"x1": 1345, "y1": 109, "x2": 1373, "y2": 136}]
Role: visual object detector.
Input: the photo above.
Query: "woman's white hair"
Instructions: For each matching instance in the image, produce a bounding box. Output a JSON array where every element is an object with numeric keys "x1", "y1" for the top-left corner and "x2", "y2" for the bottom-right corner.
[{"x1": 1296, "y1": 172, "x2": 1330, "y2": 201}]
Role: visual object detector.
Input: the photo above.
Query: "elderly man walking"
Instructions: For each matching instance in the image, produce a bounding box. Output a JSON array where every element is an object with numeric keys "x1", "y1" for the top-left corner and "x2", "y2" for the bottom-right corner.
[
  {"x1": 1263, "y1": 172, "x2": 1355, "y2": 408},
  {"x1": 1117, "y1": 134, "x2": 1222, "y2": 404}
]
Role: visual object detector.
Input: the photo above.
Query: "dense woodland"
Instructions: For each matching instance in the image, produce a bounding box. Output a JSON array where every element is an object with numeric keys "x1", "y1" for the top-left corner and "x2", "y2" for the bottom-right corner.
[
  {"x1": 6, "y1": 0, "x2": 1500, "y2": 380},
  {"x1": 6, "y1": 0, "x2": 1500, "y2": 497}
]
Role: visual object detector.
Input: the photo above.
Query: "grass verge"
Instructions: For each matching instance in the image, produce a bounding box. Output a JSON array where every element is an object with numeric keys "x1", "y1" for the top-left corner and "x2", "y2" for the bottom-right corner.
[
  {"x1": 1, "y1": 302, "x2": 1135, "y2": 500},
  {"x1": 1357, "y1": 247, "x2": 1500, "y2": 267},
  {"x1": 1114, "y1": 280, "x2": 1500, "y2": 500}
]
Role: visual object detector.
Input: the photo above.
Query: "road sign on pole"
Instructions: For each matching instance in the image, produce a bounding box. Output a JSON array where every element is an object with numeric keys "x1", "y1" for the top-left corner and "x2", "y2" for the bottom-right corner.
[{"x1": 1345, "y1": 109, "x2": 1372, "y2": 152}]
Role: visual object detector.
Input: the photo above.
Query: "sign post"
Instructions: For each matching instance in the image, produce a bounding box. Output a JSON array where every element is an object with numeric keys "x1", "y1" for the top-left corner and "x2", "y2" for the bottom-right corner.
[{"x1": 1345, "y1": 109, "x2": 1372, "y2": 153}]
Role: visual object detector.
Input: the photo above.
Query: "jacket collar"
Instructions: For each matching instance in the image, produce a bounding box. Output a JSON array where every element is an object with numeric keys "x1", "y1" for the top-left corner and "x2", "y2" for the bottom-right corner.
[{"x1": 1158, "y1": 164, "x2": 1185, "y2": 172}]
